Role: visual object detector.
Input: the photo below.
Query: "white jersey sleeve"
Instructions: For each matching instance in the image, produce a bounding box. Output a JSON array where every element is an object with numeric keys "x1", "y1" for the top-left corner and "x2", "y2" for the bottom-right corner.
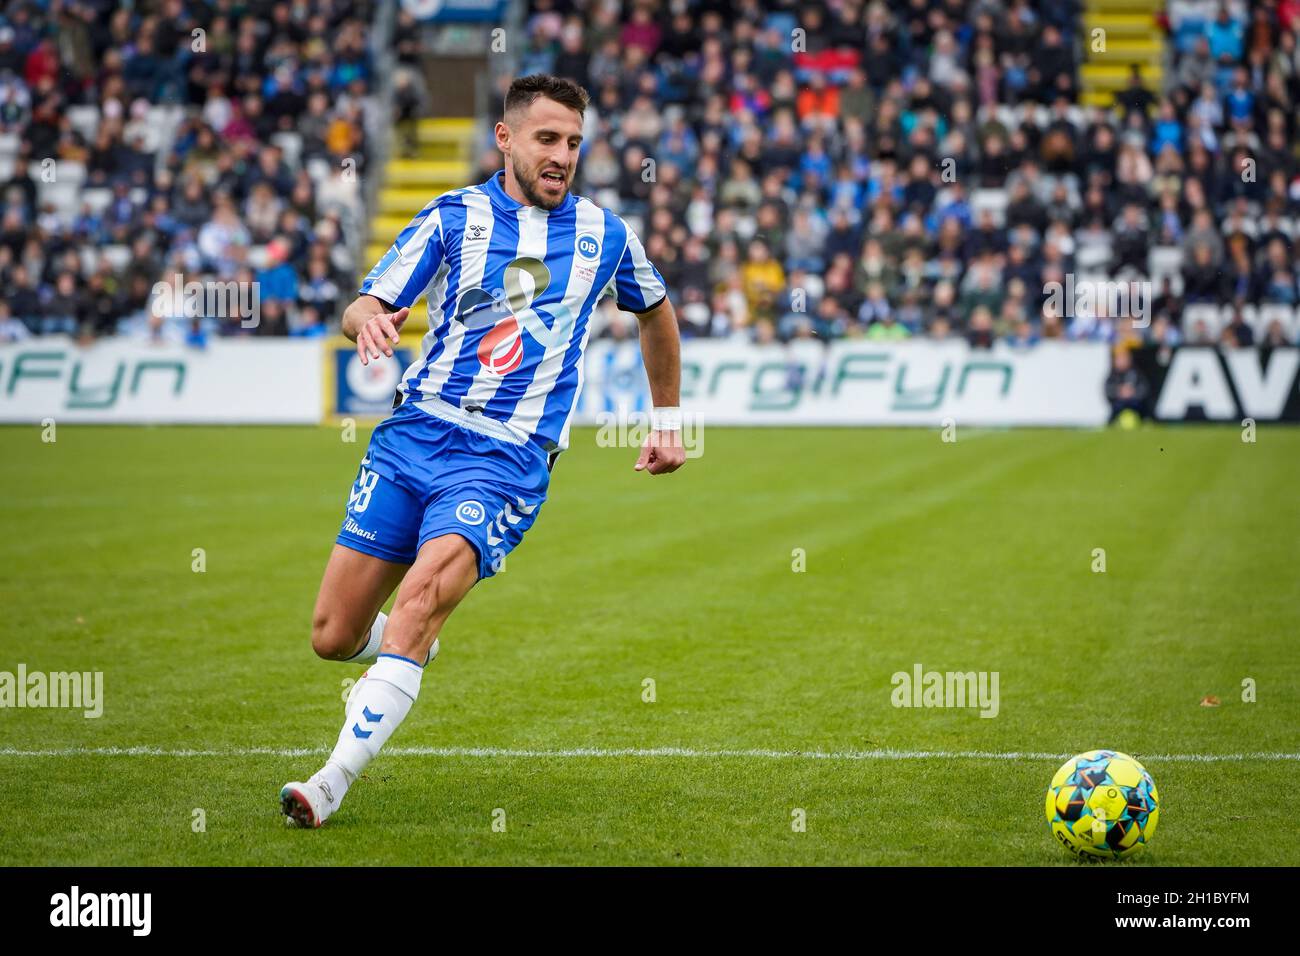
[
  {"x1": 359, "y1": 203, "x2": 446, "y2": 309},
  {"x1": 609, "y1": 227, "x2": 667, "y2": 314}
]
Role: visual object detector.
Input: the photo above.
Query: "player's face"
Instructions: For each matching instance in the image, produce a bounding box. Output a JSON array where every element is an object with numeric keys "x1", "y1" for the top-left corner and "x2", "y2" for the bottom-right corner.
[{"x1": 502, "y1": 97, "x2": 583, "y2": 210}]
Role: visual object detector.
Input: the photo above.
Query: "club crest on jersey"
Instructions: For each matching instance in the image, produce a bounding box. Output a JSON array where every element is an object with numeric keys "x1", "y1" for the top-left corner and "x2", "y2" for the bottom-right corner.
[
  {"x1": 455, "y1": 500, "x2": 486, "y2": 525},
  {"x1": 575, "y1": 233, "x2": 601, "y2": 262}
]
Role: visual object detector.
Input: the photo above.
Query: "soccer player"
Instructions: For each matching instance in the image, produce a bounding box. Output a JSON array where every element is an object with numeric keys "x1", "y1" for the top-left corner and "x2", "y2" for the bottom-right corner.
[{"x1": 279, "y1": 74, "x2": 685, "y2": 827}]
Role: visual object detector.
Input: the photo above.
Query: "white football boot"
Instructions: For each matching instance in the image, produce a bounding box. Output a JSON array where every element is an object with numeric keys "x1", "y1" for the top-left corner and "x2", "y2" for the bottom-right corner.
[{"x1": 280, "y1": 776, "x2": 340, "y2": 829}]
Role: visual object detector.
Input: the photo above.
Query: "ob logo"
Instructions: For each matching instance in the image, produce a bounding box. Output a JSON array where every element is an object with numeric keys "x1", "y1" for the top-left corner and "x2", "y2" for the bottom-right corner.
[
  {"x1": 575, "y1": 233, "x2": 601, "y2": 261},
  {"x1": 455, "y1": 500, "x2": 486, "y2": 525}
]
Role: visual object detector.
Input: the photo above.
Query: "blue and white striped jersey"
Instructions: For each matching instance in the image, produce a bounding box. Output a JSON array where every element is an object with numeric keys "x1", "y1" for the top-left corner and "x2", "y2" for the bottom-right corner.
[{"x1": 359, "y1": 171, "x2": 667, "y2": 453}]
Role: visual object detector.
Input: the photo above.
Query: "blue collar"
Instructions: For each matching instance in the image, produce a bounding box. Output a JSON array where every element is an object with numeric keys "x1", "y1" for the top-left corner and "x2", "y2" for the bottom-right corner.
[{"x1": 482, "y1": 170, "x2": 575, "y2": 215}]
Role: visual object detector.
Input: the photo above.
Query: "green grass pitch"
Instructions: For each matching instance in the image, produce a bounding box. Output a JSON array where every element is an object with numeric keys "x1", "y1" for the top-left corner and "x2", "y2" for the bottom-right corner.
[{"x1": 1, "y1": 423, "x2": 1296, "y2": 865}]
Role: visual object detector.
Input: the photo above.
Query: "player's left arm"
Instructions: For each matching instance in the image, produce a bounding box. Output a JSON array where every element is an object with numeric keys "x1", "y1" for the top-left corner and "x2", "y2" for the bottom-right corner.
[
  {"x1": 611, "y1": 222, "x2": 685, "y2": 476},
  {"x1": 632, "y1": 296, "x2": 686, "y2": 476}
]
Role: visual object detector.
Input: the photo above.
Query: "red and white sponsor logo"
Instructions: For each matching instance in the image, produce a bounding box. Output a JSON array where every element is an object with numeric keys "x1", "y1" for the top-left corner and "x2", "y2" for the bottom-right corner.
[{"x1": 477, "y1": 317, "x2": 524, "y2": 375}]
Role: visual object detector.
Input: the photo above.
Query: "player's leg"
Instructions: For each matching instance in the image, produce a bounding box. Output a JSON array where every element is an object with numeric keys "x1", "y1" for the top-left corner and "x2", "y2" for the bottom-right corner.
[
  {"x1": 310, "y1": 544, "x2": 408, "y2": 663},
  {"x1": 281, "y1": 534, "x2": 479, "y2": 828},
  {"x1": 282, "y1": 416, "x2": 551, "y2": 827},
  {"x1": 377, "y1": 533, "x2": 480, "y2": 662},
  {"x1": 308, "y1": 477, "x2": 547, "y2": 816},
  {"x1": 310, "y1": 543, "x2": 442, "y2": 670},
  {"x1": 315, "y1": 450, "x2": 444, "y2": 668}
]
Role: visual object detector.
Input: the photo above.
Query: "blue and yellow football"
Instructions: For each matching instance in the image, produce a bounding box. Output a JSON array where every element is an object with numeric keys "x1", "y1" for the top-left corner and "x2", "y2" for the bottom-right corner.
[{"x1": 1046, "y1": 750, "x2": 1159, "y2": 860}]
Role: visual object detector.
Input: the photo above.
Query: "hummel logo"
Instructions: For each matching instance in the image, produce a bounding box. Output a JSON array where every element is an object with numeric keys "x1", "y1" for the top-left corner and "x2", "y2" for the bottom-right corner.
[
  {"x1": 485, "y1": 496, "x2": 537, "y2": 547},
  {"x1": 467, "y1": 224, "x2": 486, "y2": 240},
  {"x1": 319, "y1": 780, "x2": 335, "y2": 805}
]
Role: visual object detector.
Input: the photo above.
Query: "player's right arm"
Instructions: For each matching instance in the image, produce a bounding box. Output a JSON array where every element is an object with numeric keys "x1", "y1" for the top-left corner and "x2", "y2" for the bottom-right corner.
[
  {"x1": 342, "y1": 295, "x2": 408, "y2": 365},
  {"x1": 344, "y1": 198, "x2": 449, "y2": 365}
]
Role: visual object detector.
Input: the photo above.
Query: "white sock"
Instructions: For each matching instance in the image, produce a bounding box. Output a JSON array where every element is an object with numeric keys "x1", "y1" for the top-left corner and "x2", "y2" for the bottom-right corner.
[
  {"x1": 343, "y1": 612, "x2": 437, "y2": 666},
  {"x1": 344, "y1": 611, "x2": 387, "y2": 664},
  {"x1": 322, "y1": 654, "x2": 423, "y2": 794}
]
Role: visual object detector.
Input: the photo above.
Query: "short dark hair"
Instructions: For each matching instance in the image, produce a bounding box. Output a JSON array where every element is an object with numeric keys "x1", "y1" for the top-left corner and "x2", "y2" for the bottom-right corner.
[{"x1": 504, "y1": 74, "x2": 589, "y2": 122}]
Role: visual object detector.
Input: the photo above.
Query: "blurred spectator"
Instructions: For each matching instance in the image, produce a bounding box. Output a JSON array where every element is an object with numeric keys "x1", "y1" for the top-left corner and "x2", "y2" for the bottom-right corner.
[
  {"x1": 508, "y1": 0, "x2": 1300, "y2": 353},
  {"x1": 1261, "y1": 318, "x2": 1293, "y2": 346},
  {"x1": 0, "y1": 1, "x2": 377, "y2": 340},
  {"x1": 1222, "y1": 308, "x2": 1256, "y2": 347},
  {"x1": 0, "y1": 300, "x2": 28, "y2": 341},
  {"x1": 12, "y1": 0, "x2": 1300, "y2": 357},
  {"x1": 1105, "y1": 348, "x2": 1151, "y2": 422}
]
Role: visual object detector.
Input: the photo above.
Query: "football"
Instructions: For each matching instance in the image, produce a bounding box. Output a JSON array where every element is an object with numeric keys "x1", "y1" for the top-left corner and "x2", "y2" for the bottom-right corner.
[{"x1": 1046, "y1": 750, "x2": 1160, "y2": 861}]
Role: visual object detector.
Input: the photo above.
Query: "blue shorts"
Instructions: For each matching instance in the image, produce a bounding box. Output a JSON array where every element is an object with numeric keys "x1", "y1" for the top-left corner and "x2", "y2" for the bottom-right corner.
[{"x1": 335, "y1": 402, "x2": 551, "y2": 580}]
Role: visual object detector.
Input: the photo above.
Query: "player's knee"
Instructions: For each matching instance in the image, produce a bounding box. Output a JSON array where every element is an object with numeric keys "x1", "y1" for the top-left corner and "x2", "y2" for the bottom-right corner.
[{"x1": 311, "y1": 610, "x2": 360, "y2": 661}]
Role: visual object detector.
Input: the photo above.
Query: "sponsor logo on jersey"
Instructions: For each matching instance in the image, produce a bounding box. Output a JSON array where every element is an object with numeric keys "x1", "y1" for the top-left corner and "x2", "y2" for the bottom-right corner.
[
  {"x1": 343, "y1": 517, "x2": 377, "y2": 541},
  {"x1": 477, "y1": 317, "x2": 525, "y2": 374},
  {"x1": 453, "y1": 256, "x2": 576, "y2": 376}
]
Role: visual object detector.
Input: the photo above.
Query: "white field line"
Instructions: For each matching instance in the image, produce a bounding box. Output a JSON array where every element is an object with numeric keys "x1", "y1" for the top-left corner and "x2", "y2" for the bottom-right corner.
[{"x1": 0, "y1": 746, "x2": 1297, "y2": 762}]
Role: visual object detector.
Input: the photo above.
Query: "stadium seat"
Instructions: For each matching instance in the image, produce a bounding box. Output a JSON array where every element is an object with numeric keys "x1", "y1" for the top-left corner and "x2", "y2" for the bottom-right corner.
[
  {"x1": 100, "y1": 245, "x2": 131, "y2": 272},
  {"x1": 80, "y1": 187, "x2": 113, "y2": 217},
  {"x1": 305, "y1": 157, "x2": 334, "y2": 184},
  {"x1": 66, "y1": 105, "x2": 101, "y2": 143},
  {"x1": 0, "y1": 130, "x2": 19, "y2": 162},
  {"x1": 970, "y1": 189, "x2": 1008, "y2": 226},
  {"x1": 1076, "y1": 244, "x2": 1113, "y2": 272},
  {"x1": 47, "y1": 184, "x2": 84, "y2": 222},
  {"x1": 272, "y1": 132, "x2": 304, "y2": 172},
  {"x1": 1148, "y1": 247, "x2": 1184, "y2": 282}
]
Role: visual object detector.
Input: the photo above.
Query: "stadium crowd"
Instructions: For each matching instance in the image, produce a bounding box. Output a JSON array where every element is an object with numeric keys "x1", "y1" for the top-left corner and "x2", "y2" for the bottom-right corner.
[
  {"x1": 0, "y1": 0, "x2": 416, "y2": 343},
  {"x1": 507, "y1": 0, "x2": 1300, "y2": 350},
  {"x1": 2, "y1": 0, "x2": 1298, "y2": 355}
]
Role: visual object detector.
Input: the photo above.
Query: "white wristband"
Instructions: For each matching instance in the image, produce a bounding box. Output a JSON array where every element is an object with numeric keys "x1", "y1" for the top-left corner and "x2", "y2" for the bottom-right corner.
[{"x1": 651, "y1": 406, "x2": 682, "y2": 432}]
